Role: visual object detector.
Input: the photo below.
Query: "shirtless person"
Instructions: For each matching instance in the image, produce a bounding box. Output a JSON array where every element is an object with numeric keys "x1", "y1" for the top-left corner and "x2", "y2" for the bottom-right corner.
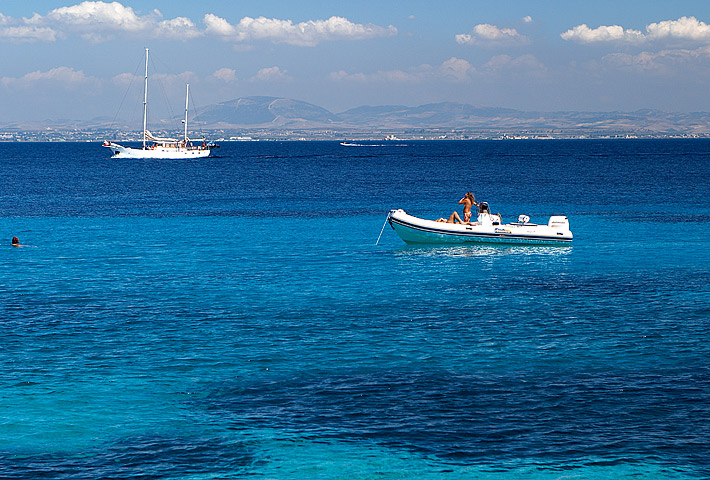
[
  {"x1": 437, "y1": 192, "x2": 477, "y2": 223},
  {"x1": 461, "y1": 192, "x2": 478, "y2": 223}
]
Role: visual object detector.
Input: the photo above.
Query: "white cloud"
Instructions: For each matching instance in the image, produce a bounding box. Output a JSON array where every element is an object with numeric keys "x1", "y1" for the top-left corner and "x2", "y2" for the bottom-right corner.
[
  {"x1": 1, "y1": 4, "x2": 396, "y2": 46},
  {"x1": 329, "y1": 58, "x2": 475, "y2": 83},
  {"x1": 523, "y1": 16, "x2": 533, "y2": 24},
  {"x1": 603, "y1": 51, "x2": 666, "y2": 71},
  {"x1": 603, "y1": 45, "x2": 710, "y2": 72},
  {"x1": 456, "y1": 23, "x2": 529, "y2": 46},
  {"x1": 204, "y1": 14, "x2": 397, "y2": 46},
  {"x1": 204, "y1": 13, "x2": 236, "y2": 36},
  {"x1": 212, "y1": 68, "x2": 237, "y2": 83},
  {"x1": 483, "y1": 54, "x2": 547, "y2": 74},
  {"x1": 562, "y1": 16, "x2": 710, "y2": 45},
  {"x1": 329, "y1": 68, "x2": 424, "y2": 83},
  {"x1": 38, "y1": 1, "x2": 153, "y2": 32},
  {"x1": 151, "y1": 71, "x2": 197, "y2": 87},
  {"x1": 110, "y1": 70, "x2": 199, "y2": 88},
  {"x1": 440, "y1": 57, "x2": 475, "y2": 81},
  {"x1": 252, "y1": 66, "x2": 290, "y2": 82},
  {"x1": 646, "y1": 16, "x2": 710, "y2": 42},
  {"x1": 111, "y1": 72, "x2": 139, "y2": 86},
  {"x1": 0, "y1": 24, "x2": 57, "y2": 42},
  {"x1": 2, "y1": 66, "x2": 94, "y2": 88},
  {"x1": 1, "y1": 1, "x2": 200, "y2": 42},
  {"x1": 560, "y1": 24, "x2": 644, "y2": 44},
  {"x1": 157, "y1": 16, "x2": 201, "y2": 40},
  {"x1": 329, "y1": 69, "x2": 421, "y2": 83},
  {"x1": 0, "y1": 10, "x2": 57, "y2": 41}
]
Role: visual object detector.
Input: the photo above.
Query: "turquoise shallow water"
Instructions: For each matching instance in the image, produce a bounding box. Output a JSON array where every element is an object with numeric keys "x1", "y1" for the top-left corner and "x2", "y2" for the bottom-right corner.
[{"x1": 1, "y1": 140, "x2": 709, "y2": 479}]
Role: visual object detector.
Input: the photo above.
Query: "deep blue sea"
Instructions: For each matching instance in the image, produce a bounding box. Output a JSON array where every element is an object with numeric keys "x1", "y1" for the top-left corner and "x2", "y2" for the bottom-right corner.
[{"x1": 1, "y1": 139, "x2": 708, "y2": 479}]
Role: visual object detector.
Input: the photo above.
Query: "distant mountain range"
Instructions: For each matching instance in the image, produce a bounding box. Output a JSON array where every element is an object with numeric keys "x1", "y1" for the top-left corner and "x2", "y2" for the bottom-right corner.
[
  {"x1": 192, "y1": 96, "x2": 339, "y2": 128},
  {"x1": 186, "y1": 97, "x2": 710, "y2": 135},
  {"x1": 4, "y1": 96, "x2": 710, "y2": 135}
]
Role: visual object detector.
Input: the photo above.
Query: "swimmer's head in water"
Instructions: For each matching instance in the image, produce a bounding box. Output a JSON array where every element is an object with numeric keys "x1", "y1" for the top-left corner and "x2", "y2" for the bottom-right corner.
[{"x1": 11, "y1": 237, "x2": 19, "y2": 245}]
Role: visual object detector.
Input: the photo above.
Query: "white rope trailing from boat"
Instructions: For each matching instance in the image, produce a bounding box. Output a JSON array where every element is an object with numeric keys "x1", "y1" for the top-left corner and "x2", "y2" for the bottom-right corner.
[{"x1": 375, "y1": 212, "x2": 391, "y2": 245}]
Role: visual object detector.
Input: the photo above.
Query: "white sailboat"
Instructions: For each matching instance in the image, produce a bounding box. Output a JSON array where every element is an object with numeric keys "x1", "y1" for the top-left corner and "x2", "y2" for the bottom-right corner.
[{"x1": 103, "y1": 48, "x2": 215, "y2": 159}]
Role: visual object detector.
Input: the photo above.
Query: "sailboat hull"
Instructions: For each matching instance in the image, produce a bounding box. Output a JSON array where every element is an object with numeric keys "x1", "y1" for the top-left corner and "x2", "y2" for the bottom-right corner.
[{"x1": 104, "y1": 142, "x2": 211, "y2": 159}]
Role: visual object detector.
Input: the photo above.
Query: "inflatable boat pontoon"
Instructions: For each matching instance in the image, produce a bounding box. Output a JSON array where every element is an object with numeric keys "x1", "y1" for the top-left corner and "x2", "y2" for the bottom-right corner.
[{"x1": 388, "y1": 209, "x2": 573, "y2": 245}]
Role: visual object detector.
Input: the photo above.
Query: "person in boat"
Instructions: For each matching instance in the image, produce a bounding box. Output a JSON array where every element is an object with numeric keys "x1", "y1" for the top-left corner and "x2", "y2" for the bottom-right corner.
[
  {"x1": 436, "y1": 192, "x2": 477, "y2": 223},
  {"x1": 463, "y1": 192, "x2": 480, "y2": 222},
  {"x1": 436, "y1": 211, "x2": 463, "y2": 223}
]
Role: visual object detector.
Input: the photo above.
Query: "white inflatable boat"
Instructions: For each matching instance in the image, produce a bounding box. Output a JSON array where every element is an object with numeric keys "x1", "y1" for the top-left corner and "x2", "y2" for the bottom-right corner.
[{"x1": 388, "y1": 209, "x2": 573, "y2": 245}]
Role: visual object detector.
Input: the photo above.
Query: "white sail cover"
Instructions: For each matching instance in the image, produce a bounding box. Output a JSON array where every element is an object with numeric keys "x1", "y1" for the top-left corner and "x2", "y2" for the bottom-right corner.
[{"x1": 145, "y1": 130, "x2": 178, "y2": 142}]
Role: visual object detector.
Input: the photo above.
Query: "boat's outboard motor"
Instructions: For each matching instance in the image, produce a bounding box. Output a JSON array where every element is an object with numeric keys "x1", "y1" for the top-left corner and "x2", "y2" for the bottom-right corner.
[{"x1": 548, "y1": 216, "x2": 570, "y2": 229}]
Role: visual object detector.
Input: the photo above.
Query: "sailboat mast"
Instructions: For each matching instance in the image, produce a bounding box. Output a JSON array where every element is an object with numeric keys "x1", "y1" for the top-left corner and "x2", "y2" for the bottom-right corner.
[
  {"x1": 143, "y1": 47, "x2": 149, "y2": 149},
  {"x1": 184, "y1": 84, "x2": 189, "y2": 143}
]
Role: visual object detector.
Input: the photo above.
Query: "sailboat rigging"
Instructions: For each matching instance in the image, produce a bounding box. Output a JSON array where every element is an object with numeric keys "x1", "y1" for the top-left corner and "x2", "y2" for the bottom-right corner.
[{"x1": 103, "y1": 48, "x2": 216, "y2": 159}]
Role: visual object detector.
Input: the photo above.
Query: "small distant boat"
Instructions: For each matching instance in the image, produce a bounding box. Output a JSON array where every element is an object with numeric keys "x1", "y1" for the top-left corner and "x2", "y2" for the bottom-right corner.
[
  {"x1": 340, "y1": 141, "x2": 359, "y2": 146},
  {"x1": 103, "y1": 48, "x2": 216, "y2": 159},
  {"x1": 388, "y1": 208, "x2": 573, "y2": 245}
]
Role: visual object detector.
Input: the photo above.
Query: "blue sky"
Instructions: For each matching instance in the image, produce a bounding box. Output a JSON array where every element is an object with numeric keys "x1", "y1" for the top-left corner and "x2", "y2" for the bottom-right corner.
[{"x1": 2, "y1": 1, "x2": 710, "y2": 122}]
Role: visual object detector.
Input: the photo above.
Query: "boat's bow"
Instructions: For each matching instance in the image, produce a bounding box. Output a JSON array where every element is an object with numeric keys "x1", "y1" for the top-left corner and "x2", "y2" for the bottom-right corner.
[{"x1": 103, "y1": 141, "x2": 127, "y2": 156}]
